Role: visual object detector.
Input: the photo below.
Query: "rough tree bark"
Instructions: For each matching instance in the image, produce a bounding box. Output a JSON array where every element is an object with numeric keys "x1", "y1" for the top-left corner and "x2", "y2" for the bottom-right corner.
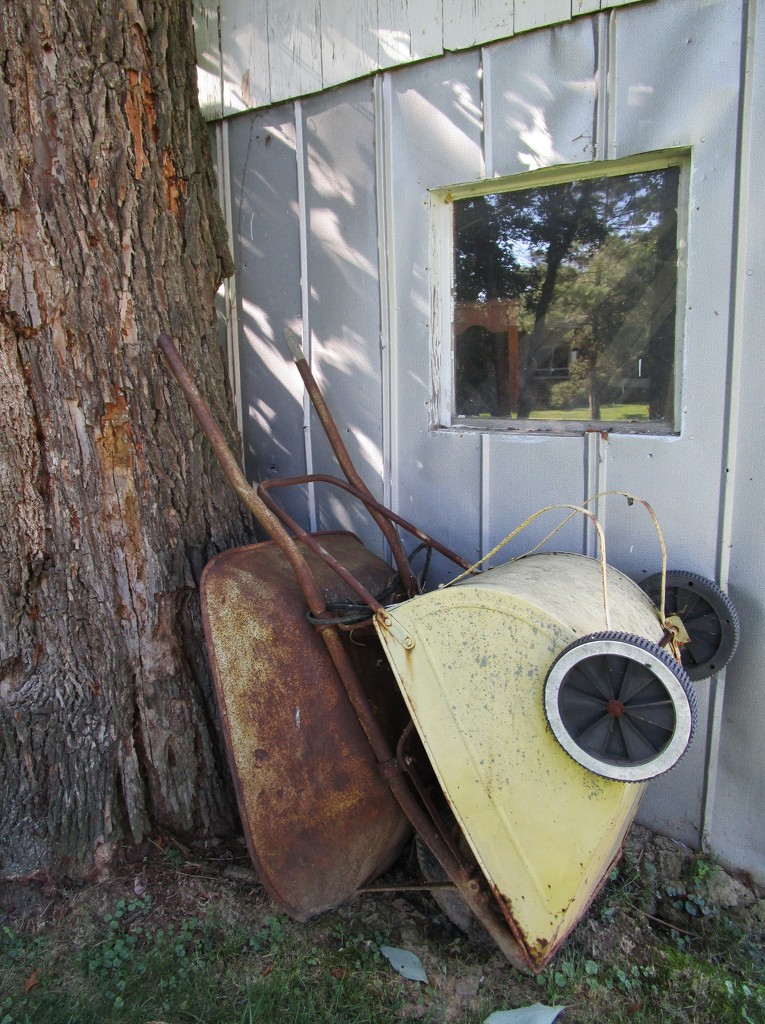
[{"x1": 0, "y1": 0, "x2": 254, "y2": 878}]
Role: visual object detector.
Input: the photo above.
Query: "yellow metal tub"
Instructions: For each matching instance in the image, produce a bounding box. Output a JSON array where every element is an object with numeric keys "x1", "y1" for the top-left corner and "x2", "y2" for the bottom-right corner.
[{"x1": 375, "y1": 552, "x2": 696, "y2": 968}]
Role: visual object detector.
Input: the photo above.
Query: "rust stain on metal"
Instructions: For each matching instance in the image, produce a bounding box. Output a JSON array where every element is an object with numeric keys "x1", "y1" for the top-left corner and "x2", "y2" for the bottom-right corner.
[{"x1": 201, "y1": 532, "x2": 411, "y2": 921}]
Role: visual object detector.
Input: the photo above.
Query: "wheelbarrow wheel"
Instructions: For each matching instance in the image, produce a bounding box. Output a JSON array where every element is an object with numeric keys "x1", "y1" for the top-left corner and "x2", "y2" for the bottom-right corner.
[
  {"x1": 639, "y1": 570, "x2": 740, "y2": 681},
  {"x1": 544, "y1": 631, "x2": 696, "y2": 783}
]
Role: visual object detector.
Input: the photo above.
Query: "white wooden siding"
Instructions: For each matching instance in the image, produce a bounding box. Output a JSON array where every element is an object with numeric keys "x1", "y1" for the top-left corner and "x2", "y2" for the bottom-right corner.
[
  {"x1": 267, "y1": 0, "x2": 323, "y2": 105},
  {"x1": 197, "y1": 0, "x2": 648, "y2": 118},
  {"x1": 709, "y1": 0, "x2": 765, "y2": 879},
  {"x1": 218, "y1": 0, "x2": 764, "y2": 883},
  {"x1": 194, "y1": 0, "x2": 223, "y2": 114}
]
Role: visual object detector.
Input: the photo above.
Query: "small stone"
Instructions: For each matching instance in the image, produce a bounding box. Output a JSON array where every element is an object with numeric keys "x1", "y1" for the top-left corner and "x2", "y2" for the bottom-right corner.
[
  {"x1": 730, "y1": 898, "x2": 765, "y2": 933},
  {"x1": 455, "y1": 976, "x2": 480, "y2": 997},
  {"x1": 399, "y1": 1004, "x2": 427, "y2": 1020},
  {"x1": 707, "y1": 870, "x2": 755, "y2": 910}
]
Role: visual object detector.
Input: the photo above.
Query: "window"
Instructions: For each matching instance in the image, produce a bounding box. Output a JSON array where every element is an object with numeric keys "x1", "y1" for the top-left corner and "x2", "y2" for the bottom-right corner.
[{"x1": 436, "y1": 155, "x2": 686, "y2": 434}]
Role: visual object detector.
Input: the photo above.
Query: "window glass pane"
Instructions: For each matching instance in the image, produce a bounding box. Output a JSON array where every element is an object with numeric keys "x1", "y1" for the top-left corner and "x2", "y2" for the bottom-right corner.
[{"x1": 452, "y1": 167, "x2": 680, "y2": 429}]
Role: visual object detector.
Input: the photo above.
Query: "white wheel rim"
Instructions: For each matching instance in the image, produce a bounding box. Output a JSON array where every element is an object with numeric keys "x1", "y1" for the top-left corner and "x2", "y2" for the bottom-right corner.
[{"x1": 545, "y1": 637, "x2": 693, "y2": 782}]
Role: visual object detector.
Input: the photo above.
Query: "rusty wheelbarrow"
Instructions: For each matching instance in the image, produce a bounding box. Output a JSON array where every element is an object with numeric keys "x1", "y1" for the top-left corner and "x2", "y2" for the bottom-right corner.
[{"x1": 157, "y1": 332, "x2": 739, "y2": 972}]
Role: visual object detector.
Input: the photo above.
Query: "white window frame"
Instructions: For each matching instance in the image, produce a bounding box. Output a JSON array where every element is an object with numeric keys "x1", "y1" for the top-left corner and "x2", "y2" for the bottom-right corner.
[{"x1": 429, "y1": 150, "x2": 691, "y2": 436}]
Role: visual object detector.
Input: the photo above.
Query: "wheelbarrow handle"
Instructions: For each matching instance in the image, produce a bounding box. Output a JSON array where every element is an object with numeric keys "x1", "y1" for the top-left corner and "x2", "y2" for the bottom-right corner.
[
  {"x1": 284, "y1": 328, "x2": 420, "y2": 597},
  {"x1": 157, "y1": 333, "x2": 329, "y2": 617}
]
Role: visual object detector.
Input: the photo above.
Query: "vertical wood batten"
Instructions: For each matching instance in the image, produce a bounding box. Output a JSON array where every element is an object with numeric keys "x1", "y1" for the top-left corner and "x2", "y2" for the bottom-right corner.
[
  {"x1": 213, "y1": 121, "x2": 243, "y2": 438},
  {"x1": 481, "y1": 46, "x2": 494, "y2": 179},
  {"x1": 387, "y1": 54, "x2": 485, "y2": 576},
  {"x1": 375, "y1": 76, "x2": 396, "y2": 520},
  {"x1": 583, "y1": 432, "x2": 602, "y2": 557},
  {"x1": 301, "y1": 83, "x2": 386, "y2": 555},
  {"x1": 584, "y1": 13, "x2": 609, "y2": 542},
  {"x1": 295, "y1": 100, "x2": 318, "y2": 532},
  {"x1": 606, "y1": 0, "x2": 744, "y2": 849},
  {"x1": 480, "y1": 433, "x2": 490, "y2": 559},
  {"x1": 226, "y1": 105, "x2": 310, "y2": 529},
  {"x1": 596, "y1": 10, "x2": 613, "y2": 161},
  {"x1": 699, "y1": 0, "x2": 752, "y2": 860}
]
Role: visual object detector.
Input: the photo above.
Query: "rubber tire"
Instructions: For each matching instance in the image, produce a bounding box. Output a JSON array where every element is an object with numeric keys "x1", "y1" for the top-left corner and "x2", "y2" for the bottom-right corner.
[
  {"x1": 639, "y1": 570, "x2": 740, "y2": 681},
  {"x1": 544, "y1": 631, "x2": 697, "y2": 783}
]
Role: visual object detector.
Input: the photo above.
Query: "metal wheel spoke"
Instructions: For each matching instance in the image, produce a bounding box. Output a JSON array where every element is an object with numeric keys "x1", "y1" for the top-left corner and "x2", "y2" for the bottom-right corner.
[
  {"x1": 624, "y1": 704, "x2": 675, "y2": 733},
  {"x1": 576, "y1": 713, "x2": 616, "y2": 755},
  {"x1": 679, "y1": 602, "x2": 716, "y2": 628},
  {"x1": 574, "y1": 660, "x2": 615, "y2": 700},
  {"x1": 685, "y1": 632, "x2": 718, "y2": 667},
  {"x1": 671, "y1": 590, "x2": 705, "y2": 621},
  {"x1": 615, "y1": 662, "x2": 655, "y2": 705},
  {"x1": 619, "y1": 714, "x2": 663, "y2": 761},
  {"x1": 561, "y1": 684, "x2": 609, "y2": 709}
]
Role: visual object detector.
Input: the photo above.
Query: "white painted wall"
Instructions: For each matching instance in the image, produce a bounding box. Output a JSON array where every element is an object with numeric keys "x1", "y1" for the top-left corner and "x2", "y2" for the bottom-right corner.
[
  {"x1": 207, "y1": 0, "x2": 765, "y2": 884},
  {"x1": 706, "y1": 0, "x2": 765, "y2": 880}
]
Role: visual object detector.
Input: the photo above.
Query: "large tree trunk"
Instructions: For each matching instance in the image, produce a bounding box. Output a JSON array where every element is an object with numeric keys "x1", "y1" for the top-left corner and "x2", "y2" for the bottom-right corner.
[{"x1": 0, "y1": 0, "x2": 254, "y2": 879}]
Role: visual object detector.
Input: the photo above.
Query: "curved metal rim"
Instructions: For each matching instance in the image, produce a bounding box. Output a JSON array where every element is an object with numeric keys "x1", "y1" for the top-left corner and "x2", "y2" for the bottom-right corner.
[{"x1": 544, "y1": 635, "x2": 694, "y2": 783}]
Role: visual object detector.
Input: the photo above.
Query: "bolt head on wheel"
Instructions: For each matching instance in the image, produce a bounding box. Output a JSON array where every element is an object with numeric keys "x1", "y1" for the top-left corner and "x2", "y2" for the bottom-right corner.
[{"x1": 544, "y1": 631, "x2": 696, "y2": 783}]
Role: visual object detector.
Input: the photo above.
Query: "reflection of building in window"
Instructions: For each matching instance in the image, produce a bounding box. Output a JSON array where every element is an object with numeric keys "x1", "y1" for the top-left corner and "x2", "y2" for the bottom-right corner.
[
  {"x1": 450, "y1": 161, "x2": 682, "y2": 432},
  {"x1": 454, "y1": 300, "x2": 519, "y2": 415}
]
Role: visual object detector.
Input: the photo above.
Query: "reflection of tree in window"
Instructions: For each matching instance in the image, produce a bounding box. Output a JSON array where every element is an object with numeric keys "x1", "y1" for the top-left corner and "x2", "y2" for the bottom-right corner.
[{"x1": 452, "y1": 167, "x2": 680, "y2": 426}]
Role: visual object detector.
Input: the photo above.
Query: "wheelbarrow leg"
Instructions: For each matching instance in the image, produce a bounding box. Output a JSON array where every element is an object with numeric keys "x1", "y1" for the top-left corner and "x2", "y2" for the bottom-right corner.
[{"x1": 384, "y1": 770, "x2": 531, "y2": 973}]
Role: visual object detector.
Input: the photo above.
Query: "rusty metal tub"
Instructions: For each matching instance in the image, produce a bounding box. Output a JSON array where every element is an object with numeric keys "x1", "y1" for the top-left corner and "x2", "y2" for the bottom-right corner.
[{"x1": 201, "y1": 531, "x2": 410, "y2": 920}]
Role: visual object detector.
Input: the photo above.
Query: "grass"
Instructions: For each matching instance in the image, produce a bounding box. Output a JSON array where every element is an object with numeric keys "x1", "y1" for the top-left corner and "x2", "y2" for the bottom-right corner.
[
  {"x1": 469, "y1": 403, "x2": 650, "y2": 422},
  {"x1": 0, "y1": 904, "x2": 407, "y2": 1024},
  {"x1": 527, "y1": 403, "x2": 648, "y2": 421},
  {"x1": 1, "y1": 832, "x2": 763, "y2": 1024}
]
